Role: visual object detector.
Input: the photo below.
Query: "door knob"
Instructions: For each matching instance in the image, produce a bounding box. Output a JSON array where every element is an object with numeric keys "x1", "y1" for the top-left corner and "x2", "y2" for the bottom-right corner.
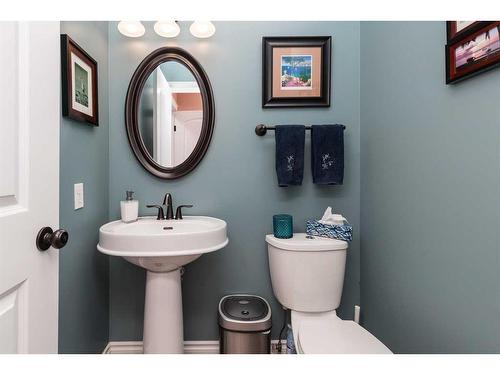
[{"x1": 36, "y1": 227, "x2": 69, "y2": 251}]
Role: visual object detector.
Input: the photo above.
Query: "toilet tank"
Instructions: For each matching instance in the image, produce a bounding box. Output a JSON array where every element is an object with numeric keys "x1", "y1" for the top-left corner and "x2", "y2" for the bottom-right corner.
[{"x1": 266, "y1": 233, "x2": 348, "y2": 312}]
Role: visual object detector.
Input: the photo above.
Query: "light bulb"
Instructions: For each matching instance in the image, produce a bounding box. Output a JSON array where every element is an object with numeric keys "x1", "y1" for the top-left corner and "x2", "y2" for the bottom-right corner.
[
  {"x1": 154, "y1": 21, "x2": 180, "y2": 38},
  {"x1": 117, "y1": 21, "x2": 145, "y2": 38},
  {"x1": 189, "y1": 21, "x2": 216, "y2": 38}
]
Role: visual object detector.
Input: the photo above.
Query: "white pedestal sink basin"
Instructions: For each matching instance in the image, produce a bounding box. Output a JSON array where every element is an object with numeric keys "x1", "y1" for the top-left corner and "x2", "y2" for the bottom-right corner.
[{"x1": 97, "y1": 216, "x2": 228, "y2": 353}]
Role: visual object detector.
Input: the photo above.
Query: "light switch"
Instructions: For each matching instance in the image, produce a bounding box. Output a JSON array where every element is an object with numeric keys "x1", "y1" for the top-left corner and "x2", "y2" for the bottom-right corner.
[{"x1": 74, "y1": 183, "x2": 84, "y2": 210}]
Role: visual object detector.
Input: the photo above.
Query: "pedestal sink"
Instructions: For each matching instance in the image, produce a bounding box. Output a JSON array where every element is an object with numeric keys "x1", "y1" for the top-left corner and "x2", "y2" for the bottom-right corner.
[{"x1": 97, "y1": 216, "x2": 228, "y2": 354}]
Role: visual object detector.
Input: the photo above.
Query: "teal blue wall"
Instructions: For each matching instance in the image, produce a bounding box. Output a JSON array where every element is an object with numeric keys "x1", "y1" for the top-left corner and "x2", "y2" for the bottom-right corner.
[
  {"x1": 58, "y1": 20, "x2": 500, "y2": 352},
  {"x1": 107, "y1": 21, "x2": 361, "y2": 341},
  {"x1": 360, "y1": 22, "x2": 500, "y2": 353},
  {"x1": 160, "y1": 61, "x2": 197, "y2": 82},
  {"x1": 59, "y1": 21, "x2": 110, "y2": 353}
]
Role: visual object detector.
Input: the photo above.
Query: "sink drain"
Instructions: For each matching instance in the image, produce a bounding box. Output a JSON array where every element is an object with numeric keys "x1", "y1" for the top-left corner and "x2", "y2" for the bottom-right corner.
[{"x1": 163, "y1": 226, "x2": 173, "y2": 230}]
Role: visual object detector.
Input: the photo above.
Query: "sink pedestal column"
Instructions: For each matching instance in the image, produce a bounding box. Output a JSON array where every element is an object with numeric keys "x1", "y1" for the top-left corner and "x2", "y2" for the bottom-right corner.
[{"x1": 143, "y1": 269, "x2": 183, "y2": 353}]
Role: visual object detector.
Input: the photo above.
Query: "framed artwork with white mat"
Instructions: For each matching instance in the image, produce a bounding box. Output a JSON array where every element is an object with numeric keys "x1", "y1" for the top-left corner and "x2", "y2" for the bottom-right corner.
[{"x1": 61, "y1": 34, "x2": 98, "y2": 125}]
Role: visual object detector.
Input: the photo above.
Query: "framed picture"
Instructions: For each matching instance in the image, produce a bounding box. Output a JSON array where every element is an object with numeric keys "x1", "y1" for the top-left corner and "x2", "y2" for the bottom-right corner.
[
  {"x1": 262, "y1": 36, "x2": 331, "y2": 108},
  {"x1": 61, "y1": 34, "x2": 99, "y2": 126},
  {"x1": 446, "y1": 22, "x2": 500, "y2": 84},
  {"x1": 446, "y1": 21, "x2": 489, "y2": 43}
]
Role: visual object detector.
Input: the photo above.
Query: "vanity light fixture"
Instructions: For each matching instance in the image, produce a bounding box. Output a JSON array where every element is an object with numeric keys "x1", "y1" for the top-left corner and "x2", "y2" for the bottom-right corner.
[
  {"x1": 118, "y1": 21, "x2": 215, "y2": 39},
  {"x1": 117, "y1": 21, "x2": 146, "y2": 38},
  {"x1": 189, "y1": 21, "x2": 216, "y2": 38},
  {"x1": 154, "y1": 21, "x2": 181, "y2": 38}
]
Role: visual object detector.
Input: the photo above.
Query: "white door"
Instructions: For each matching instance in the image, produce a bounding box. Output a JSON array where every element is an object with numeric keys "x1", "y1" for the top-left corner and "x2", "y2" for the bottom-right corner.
[
  {"x1": 0, "y1": 22, "x2": 60, "y2": 353},
  {"x1": 153, "y1": 68, "x2": 174, "y2": 167},
  {"x1": 173, "y1": 110, "x2": 203, "y2": 165}
]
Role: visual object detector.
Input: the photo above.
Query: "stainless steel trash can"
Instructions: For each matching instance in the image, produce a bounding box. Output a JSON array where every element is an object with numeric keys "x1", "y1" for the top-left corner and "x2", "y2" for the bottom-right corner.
[{"x1": 218, "y1": 294, "x2": 272, "y2": 354}]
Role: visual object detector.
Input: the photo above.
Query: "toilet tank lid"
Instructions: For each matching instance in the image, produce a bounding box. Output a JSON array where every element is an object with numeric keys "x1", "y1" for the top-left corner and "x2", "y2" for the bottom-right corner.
[{"x1": 266, "y1": 233, "x2": 348, "y2": 251}]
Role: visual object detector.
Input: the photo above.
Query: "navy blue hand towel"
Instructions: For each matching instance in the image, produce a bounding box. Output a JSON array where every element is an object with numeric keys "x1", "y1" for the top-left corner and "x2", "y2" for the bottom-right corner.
[
  {"x1": 311, "y1": 124, "x2": 344, "y2": 185},
  {"x1": 275, "y1": 125, "x2": 305, "y2": 187}
]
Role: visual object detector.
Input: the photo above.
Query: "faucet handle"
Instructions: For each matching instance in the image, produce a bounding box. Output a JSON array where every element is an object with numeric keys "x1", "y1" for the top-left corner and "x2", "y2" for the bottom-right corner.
[
  {"x1": 146, "y1": 204, "x2": 165, "y2": 220},
  {"x1": 175, "y1": 205, "x2": 193, "y2": 220}
]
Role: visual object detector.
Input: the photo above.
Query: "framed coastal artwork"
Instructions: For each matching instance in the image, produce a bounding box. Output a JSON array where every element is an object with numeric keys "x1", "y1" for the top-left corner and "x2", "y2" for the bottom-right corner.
[
  {"x1": 262, "y1": 36, "x2": 331, "y2": 108},
  {"x1": 446, "y1": 21, "x2": 500, "y2": 84},
  {"x1": 61, "y1": 34, "x2": 99, "y2": 125}
]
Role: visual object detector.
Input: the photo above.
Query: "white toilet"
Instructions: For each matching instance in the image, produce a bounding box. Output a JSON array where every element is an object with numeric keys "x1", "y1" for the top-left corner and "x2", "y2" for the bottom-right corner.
[{"x1": 266, "y1": 233, "x2": 392, "y2": 354}]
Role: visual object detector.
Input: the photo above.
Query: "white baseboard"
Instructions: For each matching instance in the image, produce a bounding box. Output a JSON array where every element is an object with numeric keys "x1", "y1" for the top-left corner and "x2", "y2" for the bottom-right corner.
[
  {"x1": 103, "y1": 341, "x2": 145, "y2": 354},
  {"x1": 102, "y1": 341, "x2": 219, "y2": 354},
  {"x1": 103, "y1": 340, "x2": 287, "y2": 354}
]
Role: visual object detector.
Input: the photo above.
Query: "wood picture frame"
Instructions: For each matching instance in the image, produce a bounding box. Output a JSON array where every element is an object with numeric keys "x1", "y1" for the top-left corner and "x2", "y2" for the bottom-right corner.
[
  {"x1": 61, "y1": 34, "x2": 99, "y2": 126},
  {"x1": 446, "y1": 22, "x2": 500, "y2": 84},
  {"x1": 446, "y1": 21, "x2": 490, "y2": 43},
  {"x1": 262, "y1": 36, "x2": 331, "y2": 108}
]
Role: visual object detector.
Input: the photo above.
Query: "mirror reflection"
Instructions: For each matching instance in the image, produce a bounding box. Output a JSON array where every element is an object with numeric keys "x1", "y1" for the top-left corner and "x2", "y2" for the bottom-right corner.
[{"x1": 138, "y1": 61, "x2": 203, "y2": 168}]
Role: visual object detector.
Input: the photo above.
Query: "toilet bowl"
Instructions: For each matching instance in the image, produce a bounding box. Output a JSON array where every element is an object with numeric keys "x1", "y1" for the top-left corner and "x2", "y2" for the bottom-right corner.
[{"x1": 266, "y1": 233, "x2": 392, "y2": 354}]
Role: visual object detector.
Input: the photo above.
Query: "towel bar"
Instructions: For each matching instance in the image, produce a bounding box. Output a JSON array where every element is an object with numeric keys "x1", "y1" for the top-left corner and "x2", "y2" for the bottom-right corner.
[{"x1": 255, "y1": 123, "x2": 346, "y2": 136}]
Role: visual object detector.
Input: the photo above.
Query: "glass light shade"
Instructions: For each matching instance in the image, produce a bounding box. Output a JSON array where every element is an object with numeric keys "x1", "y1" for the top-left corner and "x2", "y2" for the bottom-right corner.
[
  {"x1": 154, "y1": 21, "x2": 180, "y2": 38},
  {"x1": 189, "y1": 21, "x2": 216, "y2": 38},
  {"x1": 117, "y1": 21, "x2": 145, "y2": 38}
]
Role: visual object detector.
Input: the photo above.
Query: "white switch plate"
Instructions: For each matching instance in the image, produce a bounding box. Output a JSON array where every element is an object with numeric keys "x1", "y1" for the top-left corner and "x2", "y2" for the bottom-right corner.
[{"x1": 74, "y1": 183, "x2": 84, "y2": 210}]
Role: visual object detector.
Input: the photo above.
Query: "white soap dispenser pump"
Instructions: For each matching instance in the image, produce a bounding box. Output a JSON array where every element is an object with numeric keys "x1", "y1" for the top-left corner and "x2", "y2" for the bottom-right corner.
[{"x1": 121, "y1": 190, "x2": 139, "y2": 223}]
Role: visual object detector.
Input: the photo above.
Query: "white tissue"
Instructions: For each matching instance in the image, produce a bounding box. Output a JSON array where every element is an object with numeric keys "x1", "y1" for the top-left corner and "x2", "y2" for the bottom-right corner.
[
  {"x1": 319, "y1": 206, "x2": 346, "y2": 225},
  {"x1": 319, "y1": 207, "x2": 333, "y2": 223}
]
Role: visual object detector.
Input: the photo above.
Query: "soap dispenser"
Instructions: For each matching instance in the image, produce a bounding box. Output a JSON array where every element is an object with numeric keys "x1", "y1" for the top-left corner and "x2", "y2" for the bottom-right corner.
[{"x1": 121, "y1": 191, "x2": 138, "y2": 223}]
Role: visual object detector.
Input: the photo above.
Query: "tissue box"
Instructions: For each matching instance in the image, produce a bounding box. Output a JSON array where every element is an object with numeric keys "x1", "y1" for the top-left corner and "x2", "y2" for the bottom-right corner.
[{"x1": 306, "y1": 220, "x2": 353, "y2": 242}]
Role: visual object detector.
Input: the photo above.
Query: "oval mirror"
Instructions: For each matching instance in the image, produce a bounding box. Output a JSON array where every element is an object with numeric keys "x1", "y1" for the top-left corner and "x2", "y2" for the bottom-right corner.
[{"x1": 125, "y1": 47, "x2": 215, "y2": 179}]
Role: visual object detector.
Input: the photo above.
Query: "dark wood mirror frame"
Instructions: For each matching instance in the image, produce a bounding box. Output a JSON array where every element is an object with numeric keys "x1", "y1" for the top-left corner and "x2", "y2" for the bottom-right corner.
[{"x1": 125, "y1": 47, "x2": 215, "y2": 179}]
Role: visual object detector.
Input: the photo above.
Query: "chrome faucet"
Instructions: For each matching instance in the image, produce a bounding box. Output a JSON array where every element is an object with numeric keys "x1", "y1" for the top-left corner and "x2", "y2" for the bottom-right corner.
[{"x1": 162, "y1": 193, "x2": 174, "y2": 220}]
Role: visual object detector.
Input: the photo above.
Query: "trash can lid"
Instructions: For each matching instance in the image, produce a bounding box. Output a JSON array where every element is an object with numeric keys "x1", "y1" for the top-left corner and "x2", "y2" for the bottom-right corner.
[{"x1": 218, "y1": 294, "x2": 272, "y2": 332}]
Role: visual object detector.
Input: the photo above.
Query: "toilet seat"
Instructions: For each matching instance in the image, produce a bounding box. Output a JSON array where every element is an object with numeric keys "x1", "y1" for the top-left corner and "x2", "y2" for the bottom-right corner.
[{"x1": 291, "y1": 310, "x2": 392, "y2": 354}]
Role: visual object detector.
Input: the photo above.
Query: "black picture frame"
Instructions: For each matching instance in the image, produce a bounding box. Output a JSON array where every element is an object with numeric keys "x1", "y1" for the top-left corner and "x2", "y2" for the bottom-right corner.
[
  {"x1": 446, "y1": 21, "x2": 500, "y2": 84},
  {"x1": 61, "y1": 34, "x2": 99, "y2": 126},
  {"x1": 262, "y1": 36, "x2": 331, "y2": 108}
]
